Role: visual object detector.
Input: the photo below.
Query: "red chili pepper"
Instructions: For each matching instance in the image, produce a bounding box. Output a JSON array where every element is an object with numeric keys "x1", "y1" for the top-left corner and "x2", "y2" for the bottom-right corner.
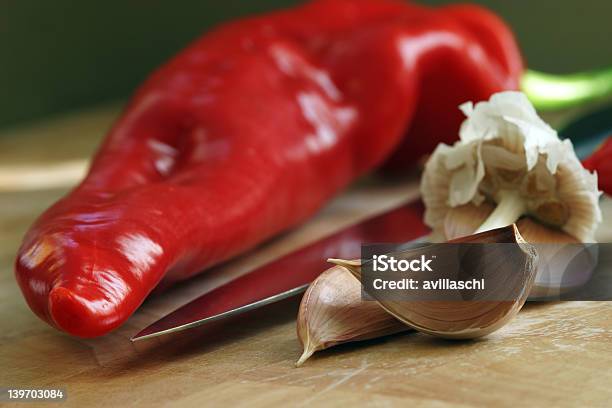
[
  {"x1": 15, "y1": 0, "x2": 522, "y2": 337},
  {"x1": 583, "y1": 136, "x2": 612, "y2": 195}
]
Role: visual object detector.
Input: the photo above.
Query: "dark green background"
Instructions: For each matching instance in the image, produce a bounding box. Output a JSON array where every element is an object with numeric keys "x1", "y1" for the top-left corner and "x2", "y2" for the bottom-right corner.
[{"x1": 2, "y1": 0, "x2": 610, "y2": 128}]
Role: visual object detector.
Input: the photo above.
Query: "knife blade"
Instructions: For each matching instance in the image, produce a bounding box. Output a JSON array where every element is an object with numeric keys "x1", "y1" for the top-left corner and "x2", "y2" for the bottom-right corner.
[{"x1": 131, "y1": 199, "x2": 428, "y2": 341}]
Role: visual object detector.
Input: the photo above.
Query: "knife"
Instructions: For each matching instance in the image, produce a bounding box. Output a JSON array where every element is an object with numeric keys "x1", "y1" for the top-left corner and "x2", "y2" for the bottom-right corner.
[{"x1": 132, "y1": 200, "x2": 429, "y2": 340}]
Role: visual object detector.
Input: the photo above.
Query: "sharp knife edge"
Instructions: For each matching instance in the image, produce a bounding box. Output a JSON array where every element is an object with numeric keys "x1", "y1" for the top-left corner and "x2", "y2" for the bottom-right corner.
[{"x1": 132, "y1": 285, "x2": 309, "y2": 341}]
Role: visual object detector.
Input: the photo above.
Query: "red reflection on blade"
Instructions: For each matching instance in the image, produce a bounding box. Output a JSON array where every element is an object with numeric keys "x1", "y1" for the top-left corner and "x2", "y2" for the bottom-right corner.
[{"x1": 133, "y1": 200, "x2": 427, "y2": 339}]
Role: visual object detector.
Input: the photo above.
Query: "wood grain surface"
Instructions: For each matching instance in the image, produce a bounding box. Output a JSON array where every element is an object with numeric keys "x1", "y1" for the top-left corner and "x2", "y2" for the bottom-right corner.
[{"x1": 1, "y1": 105, "x2": 612, "y2": 407}]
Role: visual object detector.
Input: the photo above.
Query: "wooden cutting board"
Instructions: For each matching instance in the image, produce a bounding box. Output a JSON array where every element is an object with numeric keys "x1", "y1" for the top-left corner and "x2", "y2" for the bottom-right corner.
[{"x1": 1, "y1": 105, "x2": 612, "y2": 407}]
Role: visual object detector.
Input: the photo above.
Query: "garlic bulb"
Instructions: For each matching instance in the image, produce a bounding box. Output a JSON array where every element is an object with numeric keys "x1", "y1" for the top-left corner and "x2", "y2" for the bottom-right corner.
[
  {"x1": 296, "y1": 265, "x2": 408, "y2": 366},
  {"x1": 332, "y1": 225, "x2": 538, "y2": 339},
  {"x1": 421, "y1": 91, "x2": 601, "y2": 242}
]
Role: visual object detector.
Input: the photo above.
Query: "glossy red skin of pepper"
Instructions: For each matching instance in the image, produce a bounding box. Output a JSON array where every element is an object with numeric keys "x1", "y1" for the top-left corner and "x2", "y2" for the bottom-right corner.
[
  {"x1": 15, "y1": 0, "x2": 522, "y2": 337},
  {"x1": 583, "y1": 136, "x2": 612, "y2": 195}
]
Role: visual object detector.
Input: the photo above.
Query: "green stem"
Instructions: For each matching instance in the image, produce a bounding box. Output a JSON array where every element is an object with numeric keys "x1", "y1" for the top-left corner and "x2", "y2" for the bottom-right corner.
[{"x1": 522, "y1": 68, "x2": 612, "y2": 111}]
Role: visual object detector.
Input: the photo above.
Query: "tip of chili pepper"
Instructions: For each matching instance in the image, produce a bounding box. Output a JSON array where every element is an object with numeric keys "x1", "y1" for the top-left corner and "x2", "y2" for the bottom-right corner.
[{"x1": 48, "y1": 286, "x2": 101, "y2": 338}]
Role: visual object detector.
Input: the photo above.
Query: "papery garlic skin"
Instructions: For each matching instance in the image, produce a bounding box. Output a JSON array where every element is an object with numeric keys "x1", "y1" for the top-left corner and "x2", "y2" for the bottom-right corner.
[{"x1": 421, "y1": 91, "x2": 602, "y2": 242}]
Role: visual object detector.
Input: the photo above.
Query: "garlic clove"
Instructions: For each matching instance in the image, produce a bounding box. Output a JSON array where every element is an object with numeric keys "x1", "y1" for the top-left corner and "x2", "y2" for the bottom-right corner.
[
  {"x1": 338, "y1": 225, "x2": 538, "y2": 339},
  {"x1": 296, "y1": 265, "x2": 408, "y2": 366},
  {"x1": 516, "y1": 217, "x2": 579, "y2": 243},
  {"x1": 443, "y1": 203, "x2": 494, "y2": 241},
  {"x1": 517, "y1": 218, "x2": 597, "y2": 299},
  {"x1": 443, "y1": 204, "x2": 596, "y2": 298},
  {"x1": 443, "y1": 202, "x2": 578, "y2": 243}
]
